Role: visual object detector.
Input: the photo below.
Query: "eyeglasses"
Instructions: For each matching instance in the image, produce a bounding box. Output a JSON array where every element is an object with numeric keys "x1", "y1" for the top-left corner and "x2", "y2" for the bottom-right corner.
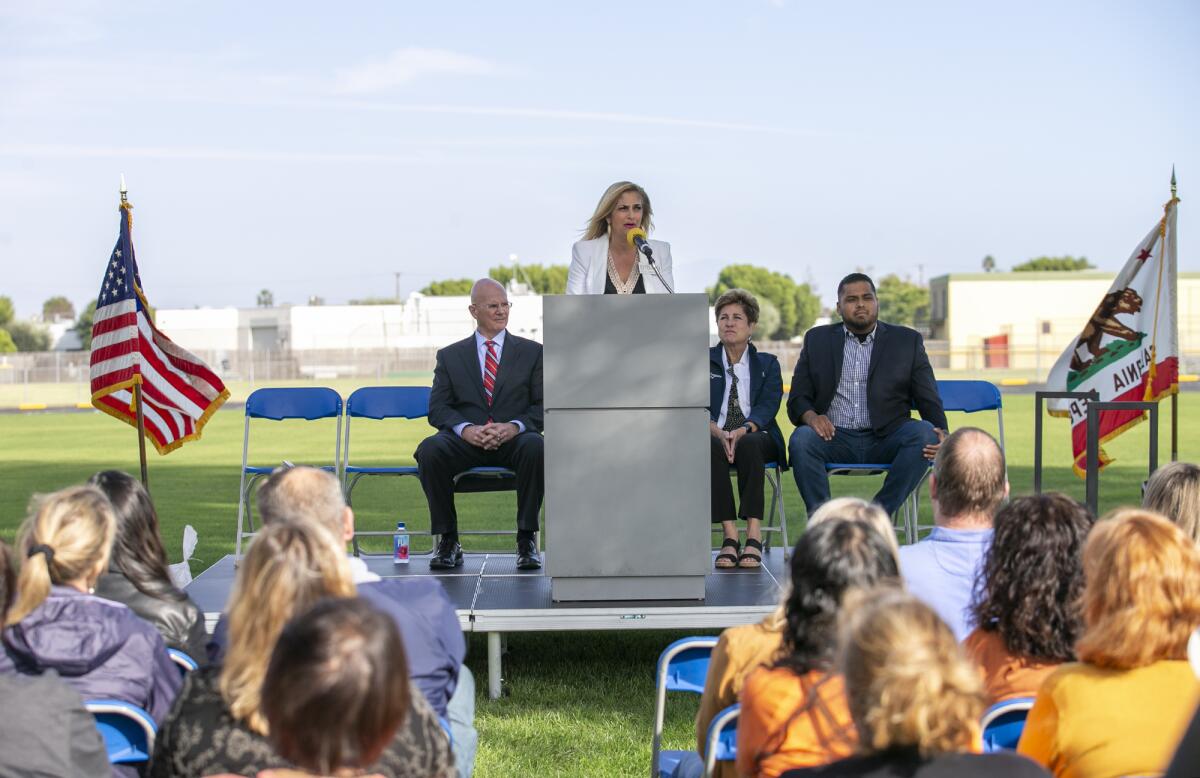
[{"x1": 474, "y1": 302, "x2": 513, "y2": 312}]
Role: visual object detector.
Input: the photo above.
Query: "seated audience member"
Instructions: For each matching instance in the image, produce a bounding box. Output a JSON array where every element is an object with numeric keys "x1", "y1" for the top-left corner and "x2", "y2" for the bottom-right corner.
[
  {"x1": 708, "y1": 288, "x2": 788, "y2": 569},
  {"x1": 150, "y1": 522, "x2": 455, "y2": 778},
  {"x1": 898, "y1": 427, "x2": 1007, "y2": 641},
  {"x1": 964, "y1": 494, "x2": 1093, "y2": 703},
  {"x1": 1143, "y1": 460, "x2": 1200, "y2": 543},
  {"x1": 737, "y1": 518, "x2": 901, "y2": 777},
  {"x1": 787, "y1": 272, "x2": 947, "y2": 518},
  {"x1": 213, "y1": 465, "x2": 475, "y2": 777},
  {"x1": 0, "y1": 485, "x2": 181, "y2": 722},
  {"x1": 256, "y1": 598, "x2": 416, "y2": 778},
  {"x1": 783, "y1": 590, "x2": 1049, "y2": 777},
  {"x1": 89, "y1": 469, "x2": 208, "y2": 661},
  {"x1": 1018, "y1": 510, "x2": 1200, "y2": 777},
  {"x1": 0, "y1": 539, "x2": 110, "y2": 777},
  {"x1": 676, "y1": 499, "x2": 897, "y2": 778}
]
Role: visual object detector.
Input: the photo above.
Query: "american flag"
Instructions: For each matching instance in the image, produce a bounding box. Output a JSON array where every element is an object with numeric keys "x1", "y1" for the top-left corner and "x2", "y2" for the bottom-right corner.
[{"x1": 90, "y1": 203, "x2": 229, "y2": 453}]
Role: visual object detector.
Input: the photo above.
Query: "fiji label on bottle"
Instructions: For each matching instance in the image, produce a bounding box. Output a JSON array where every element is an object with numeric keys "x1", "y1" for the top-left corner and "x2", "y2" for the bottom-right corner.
[{"x1": 394, "y1": 522, "x2": 410, "y2": 564}]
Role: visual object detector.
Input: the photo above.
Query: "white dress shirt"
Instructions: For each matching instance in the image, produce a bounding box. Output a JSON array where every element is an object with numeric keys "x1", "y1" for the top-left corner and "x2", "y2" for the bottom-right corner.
[
  {"x1": 453, "y1": 329, "x2": 525, "y2": 437},
  {"x1": 716, "y1": 347, "x2": 752, "y2": 428}
]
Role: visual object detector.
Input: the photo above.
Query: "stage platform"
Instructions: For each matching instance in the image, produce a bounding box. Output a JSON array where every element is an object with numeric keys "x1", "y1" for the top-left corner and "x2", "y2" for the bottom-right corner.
[{"x1": 186, "y1": 549, "x2": 786, "y2": 698}]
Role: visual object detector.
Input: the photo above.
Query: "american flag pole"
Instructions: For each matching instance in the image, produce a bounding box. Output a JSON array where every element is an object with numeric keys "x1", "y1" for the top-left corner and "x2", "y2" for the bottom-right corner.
[{"x1": 120, "y1": 176, "x2": 149, "y2": 487}]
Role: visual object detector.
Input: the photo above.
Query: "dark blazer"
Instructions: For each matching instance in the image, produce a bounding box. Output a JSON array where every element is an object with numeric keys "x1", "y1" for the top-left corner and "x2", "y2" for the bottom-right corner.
[
  {"x1": 710, "y1": 343, "x2": 788, "y2": 470},
  {"x1": 786, "y1": 321, "x2": 947, "y2": 437},
  {"x1": 428, "y1": 331, "x2": 543, "y2": 433}
]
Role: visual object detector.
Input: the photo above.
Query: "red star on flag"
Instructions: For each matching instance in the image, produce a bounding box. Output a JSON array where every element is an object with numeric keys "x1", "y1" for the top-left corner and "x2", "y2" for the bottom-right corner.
[{"x1": 1136, "y1": 248, "x2": 1152, "y2": 262}]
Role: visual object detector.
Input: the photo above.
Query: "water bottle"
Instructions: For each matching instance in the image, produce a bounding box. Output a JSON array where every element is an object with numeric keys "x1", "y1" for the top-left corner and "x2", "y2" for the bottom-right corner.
[{"x1": 393, "y1": 522, "x2": 410, "y2": 565}]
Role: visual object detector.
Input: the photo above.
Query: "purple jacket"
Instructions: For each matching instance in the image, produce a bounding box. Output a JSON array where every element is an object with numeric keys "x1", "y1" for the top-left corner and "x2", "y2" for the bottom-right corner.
[{"x1": 0, "y1": 585, "x2": 182, "y2": 722}]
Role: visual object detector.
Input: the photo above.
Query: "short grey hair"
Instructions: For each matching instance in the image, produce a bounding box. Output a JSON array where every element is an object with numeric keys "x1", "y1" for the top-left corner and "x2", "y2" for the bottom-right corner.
[{"x1": 256, "y1": 466, "x2": 347, "y2": 542}]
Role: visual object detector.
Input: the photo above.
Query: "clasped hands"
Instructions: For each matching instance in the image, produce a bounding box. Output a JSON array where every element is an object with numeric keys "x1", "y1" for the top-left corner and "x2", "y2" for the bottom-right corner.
[
  {"x1": 463, "y1": 422, "x2": 520, "y2": 450},
  {"x1": 711, "y1": 421, "x2": 749, "y2": 464}
]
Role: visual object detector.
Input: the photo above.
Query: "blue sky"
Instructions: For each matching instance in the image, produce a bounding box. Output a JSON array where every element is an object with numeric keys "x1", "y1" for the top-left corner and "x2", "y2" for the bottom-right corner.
[{"x1": 1, "y1": 0, "x2": 1197, "y2": 317}]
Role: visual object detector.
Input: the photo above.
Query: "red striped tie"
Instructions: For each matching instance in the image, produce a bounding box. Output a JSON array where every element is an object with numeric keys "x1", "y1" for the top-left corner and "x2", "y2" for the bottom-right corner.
[{"x1": 483, "y1": 340, "x2": 499, "y2": 419}]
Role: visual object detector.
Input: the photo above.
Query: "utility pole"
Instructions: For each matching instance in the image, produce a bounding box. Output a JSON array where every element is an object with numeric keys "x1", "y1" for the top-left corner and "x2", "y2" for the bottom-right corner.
[{"x1": 394, "y1": 272, "x2": 402, "y2": 302}]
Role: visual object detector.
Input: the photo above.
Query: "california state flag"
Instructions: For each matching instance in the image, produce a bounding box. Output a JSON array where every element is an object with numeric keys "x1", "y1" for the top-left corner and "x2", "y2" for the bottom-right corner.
[{"x1": 1046, "y1": 190, "x2": 1179, "y2": 476}]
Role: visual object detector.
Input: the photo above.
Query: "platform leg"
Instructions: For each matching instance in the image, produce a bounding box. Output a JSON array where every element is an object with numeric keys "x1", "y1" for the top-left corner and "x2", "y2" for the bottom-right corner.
[{"x1": 487, "y1": 632, "x2": 503, "y2": 700}]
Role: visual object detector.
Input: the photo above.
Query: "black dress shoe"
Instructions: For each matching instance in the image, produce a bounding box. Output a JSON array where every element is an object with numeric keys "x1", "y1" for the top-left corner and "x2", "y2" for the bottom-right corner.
[
  {"x1": 516, "y1": 538, "x2": 542, "y2": 570},
  {"x1": 429, "y1": 537, "x2": 463, "y2": 570}
]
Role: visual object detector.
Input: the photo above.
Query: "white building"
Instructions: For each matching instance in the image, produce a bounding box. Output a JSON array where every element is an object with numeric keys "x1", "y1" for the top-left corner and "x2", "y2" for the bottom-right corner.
[
  {"x1": 155, "y1": 291, "x2": 545, "y2": 355},
  {"x1": 927, "y1": 271, "x2": 1200, "y2": 371}
]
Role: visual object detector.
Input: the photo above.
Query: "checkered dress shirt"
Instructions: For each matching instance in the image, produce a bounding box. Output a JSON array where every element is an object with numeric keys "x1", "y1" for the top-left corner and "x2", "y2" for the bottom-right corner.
[{"x1": 827, "y1": 324, "x2": 879, "y2": 430}]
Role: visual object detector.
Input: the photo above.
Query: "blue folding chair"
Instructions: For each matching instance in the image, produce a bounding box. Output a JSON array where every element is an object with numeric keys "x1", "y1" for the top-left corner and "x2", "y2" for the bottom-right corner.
[
  {"x1": 343, "y1": 386, "x2": 429, "y2": 555},
  {"x1": 980, "y1": 696, "x2": 1034, "y2": 752},
  {"x1": 824, "y1": 461, "x2": 919, "y2": 543},
  {"x1": 234, "y1": 387, "x2": 343, "y2": 557},
  {"x1": 651, "y1": 636, "x2": 719, "y2": 778},
  {"x1": 167, "y1": 648, "x2": 198, "y2": 674},
  {"x1": 703, "y1": 703, "x2": 740, "y2": 777},
  {"x1": 86, "y1": 699, "x2": 157, "y2": 766},
  {"x1": 343, "y1": 385, "x2": 524, "y2": 552}
]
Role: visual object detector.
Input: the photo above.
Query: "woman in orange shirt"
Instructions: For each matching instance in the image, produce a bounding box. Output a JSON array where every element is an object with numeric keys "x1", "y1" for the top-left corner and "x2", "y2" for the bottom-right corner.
[
  {"x1": 1018, "y1": 510, "x2": 1200, "y2": 777},
  {"x1": 784, "y1": 590, "x2": 1050, "y2": 777},
  {"x1": 963, "y1": 493, "x2": 1093, "y2": 702},
  {"x1": 737, "y1": 518, "x2": 901, "y2": 778}
]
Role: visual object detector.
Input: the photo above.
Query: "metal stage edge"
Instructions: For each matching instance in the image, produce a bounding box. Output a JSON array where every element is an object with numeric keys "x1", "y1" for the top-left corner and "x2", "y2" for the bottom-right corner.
[{"x1": 186, "y1": 551, "x2": 785, "y2": 699}]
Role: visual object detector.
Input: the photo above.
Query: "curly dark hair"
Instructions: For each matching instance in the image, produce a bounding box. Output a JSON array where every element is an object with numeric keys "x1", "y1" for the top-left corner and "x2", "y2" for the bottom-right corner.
[
  {"x1": 970, "y1": 492, "x2": 1093, "y2": 661},
  {"x1": 777, "y1": 519, "x2": 901, "y2": 676}
]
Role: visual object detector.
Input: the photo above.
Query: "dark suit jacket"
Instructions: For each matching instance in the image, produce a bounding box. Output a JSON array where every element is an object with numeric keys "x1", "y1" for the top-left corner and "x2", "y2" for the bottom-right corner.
[
  {"x1": 710, "y1": 344, "x2": 788, "y2": 469},
  {"x1": 786, "y1": 321, "x2": 947, "y2": 437},
  {"x1": 428, "y1": 331, "x2": 543, "y2": 433}
]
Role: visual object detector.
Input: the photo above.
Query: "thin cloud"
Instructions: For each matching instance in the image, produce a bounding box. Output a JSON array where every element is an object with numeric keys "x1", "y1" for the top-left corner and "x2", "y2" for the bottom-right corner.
[
  {"x1": 192, "y1": 95, "x2": 808, "y2": 136},
  {"x1": 335, "y1": 48, "x2": 508, "y2": 93},
  {"x1": 0, "y1": 143, "x2": 429, "y2": 165}
]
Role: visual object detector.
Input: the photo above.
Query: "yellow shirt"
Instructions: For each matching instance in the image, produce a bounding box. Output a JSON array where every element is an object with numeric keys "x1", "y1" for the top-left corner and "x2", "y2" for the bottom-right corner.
[
  {"x1": 1017, "y1": 660, "x2": 1200, "y2": 778},
  {"x1": 694, "y1": 612, "x2": 785, "y2": 778}
]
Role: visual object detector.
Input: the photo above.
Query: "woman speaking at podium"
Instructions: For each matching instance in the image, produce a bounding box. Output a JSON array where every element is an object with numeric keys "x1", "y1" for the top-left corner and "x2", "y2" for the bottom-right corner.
[{"x1": 567, "y1": 181, "x2": 675, "y2": 294}]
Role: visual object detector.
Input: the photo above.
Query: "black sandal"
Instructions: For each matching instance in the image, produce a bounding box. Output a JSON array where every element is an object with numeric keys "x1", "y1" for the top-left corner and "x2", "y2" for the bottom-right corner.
[
  {"x1": 715, "y1": 537, "x2": 740, "y2": 569},
  {"x1": 738, "y1": 538, "x2": 764, "y2": 569}
]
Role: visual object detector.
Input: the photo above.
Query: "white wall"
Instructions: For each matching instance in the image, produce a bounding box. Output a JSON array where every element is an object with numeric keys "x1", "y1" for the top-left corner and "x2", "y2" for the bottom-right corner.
[{"x1": 155, "y1": 307, "x2": 239, "y2": 351}]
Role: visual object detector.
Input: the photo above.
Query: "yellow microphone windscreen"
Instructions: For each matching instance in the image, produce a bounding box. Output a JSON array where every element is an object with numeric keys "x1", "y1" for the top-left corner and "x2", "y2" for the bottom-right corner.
[{"x1": 626, "y1": 227, "x2": 647, "y2": 247}]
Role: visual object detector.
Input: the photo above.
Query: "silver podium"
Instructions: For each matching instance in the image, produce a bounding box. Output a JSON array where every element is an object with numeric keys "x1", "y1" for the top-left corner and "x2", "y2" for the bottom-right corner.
[{"x1": 543, "y1": 293, "x2": 710, "y2": 601}]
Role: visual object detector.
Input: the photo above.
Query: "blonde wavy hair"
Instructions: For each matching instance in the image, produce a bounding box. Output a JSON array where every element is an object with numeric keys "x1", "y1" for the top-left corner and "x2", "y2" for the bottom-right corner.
[
  {"x1": 839, "y1": 589, "x2": 985, "y2": 757},
  {"x1": 808, "y1": 497, "x2": 900, "y2": 568},
  {"x1": 1142, "y1": 461, "x2": 1200, "y2": 543},
  {"x1": 582, "y1": 181, "x2": 653, "y2": 240},
  {"x1": 7, "y1": 486, "x2": 116, "y2": 625},
  {"x1": 1076, "y1": 508, "x2": 1200, "y2": 669},
  {"x1": 220, "y1": 521, "x2": 356, "y2": 734}
]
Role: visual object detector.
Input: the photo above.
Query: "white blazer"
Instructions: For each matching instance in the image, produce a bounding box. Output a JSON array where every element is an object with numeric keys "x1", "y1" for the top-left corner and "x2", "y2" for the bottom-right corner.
[{"x1": 566, "y1": 234, "x2": 674, "y2": 294}]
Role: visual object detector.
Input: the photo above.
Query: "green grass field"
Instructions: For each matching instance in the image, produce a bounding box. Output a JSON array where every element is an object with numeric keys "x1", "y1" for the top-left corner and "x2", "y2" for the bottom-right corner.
[{"x1": 0, "y1": 392, "x2": 1193, "y2": 776}]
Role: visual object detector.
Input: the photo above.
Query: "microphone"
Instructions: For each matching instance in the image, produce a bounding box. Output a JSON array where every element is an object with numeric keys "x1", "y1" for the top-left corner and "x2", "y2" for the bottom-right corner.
[
  {"x1": 625, "y1": 227, "x2": 674, "y2": 294},
  {"x1": 626, "y1": 227, "x2": 654, "y2": 261}
]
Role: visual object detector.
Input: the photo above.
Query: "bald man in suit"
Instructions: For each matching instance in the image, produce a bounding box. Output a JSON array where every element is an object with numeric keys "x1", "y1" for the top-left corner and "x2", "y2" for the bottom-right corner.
[{"x1": 415, "y1": 278, "x2": 544, "y2": 570}]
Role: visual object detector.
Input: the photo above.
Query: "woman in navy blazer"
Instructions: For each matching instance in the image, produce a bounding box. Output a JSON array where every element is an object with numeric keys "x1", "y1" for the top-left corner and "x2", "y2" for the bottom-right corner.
[{"x1": 709, "y1": 289, "x2": 787, "y2": 569}]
